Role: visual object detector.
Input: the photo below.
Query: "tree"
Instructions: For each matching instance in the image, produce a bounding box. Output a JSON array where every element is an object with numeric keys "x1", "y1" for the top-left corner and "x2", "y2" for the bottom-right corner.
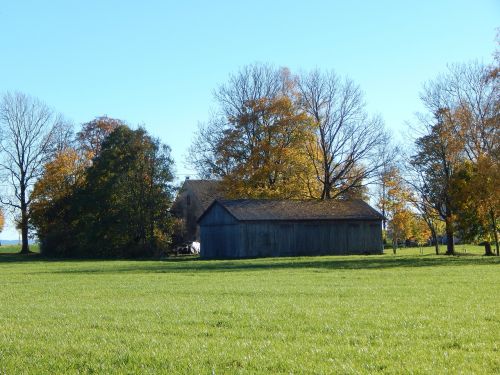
[
  {"x1": 0, "y1": 208, "x2": 4, "y2": 235},
  {"x1": 30, "y1": 147, "x2": 88, "y2": 252},
  {"x1": 448, "y1": 62, "x2": 499, "y2": 254},
  {"x1": 296, "y1": 69, "x2": 388, "y2": 199},
  {"x1": 411, "y1": 109, "x2": 464, "y2": 255},
  {"x1": 375, "y1": 142, "x2": 400, "y2": 232},
  {"x1": 0, "y1": 92, "x2": 67, "y2": 253},
  {"x1": 76, "y1": 116, "x2": 122, "y2": 159},
  {"x1": 378, "y1": 166, "x2": 414, "y2": 253},
  {"x1": 32, "y1": 125, "x2": 176, "y2": 258},
  {"x1": 189, "y1": 64, "x2": 318, "y2": 198},
  {"x1": 216, "y1": 96, "x2": 314, "y2": 198},
  {"x1": 83, "y1": 126, "x2": 175, "y2": 256},
  {"x1": 189, "y1": 64, "x2": 290, "y2": 179},
  {"x1": 451, "y1": 158, "x2": 499, "y2": 255},
  {"x1": 411, "y1": 61, "x2": 499, "y2": 255},
  {"x1": 411, "y1": 214, "x2": 432, "y2": 247},
  {"x1": 406, "y1": 176, "x2": 444, "y2": 255}
]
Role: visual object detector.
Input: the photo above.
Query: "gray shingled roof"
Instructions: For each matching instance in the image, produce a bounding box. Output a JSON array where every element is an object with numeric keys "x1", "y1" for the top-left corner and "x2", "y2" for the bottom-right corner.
[
  {"x1": 205, "y1": 199, "x2": 384, "y2": 221},
  {"x1": 184, "y1": 180, "x2": 222, "y2": 211}
]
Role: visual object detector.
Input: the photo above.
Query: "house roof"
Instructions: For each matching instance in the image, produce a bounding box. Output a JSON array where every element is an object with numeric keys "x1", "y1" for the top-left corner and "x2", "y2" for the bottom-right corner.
[
  {"x1": 171, "y1": 179, "x2": 222, "y2": 216},
  {"x1": 200, "y1": 198, "x2": 384, "y2": 222},
  {"x1": 183, "y1": 180, "x2": 222, "y2": 210},
  {"x1": 185, "y1": 180, "x2": 222, "y2": 212}
]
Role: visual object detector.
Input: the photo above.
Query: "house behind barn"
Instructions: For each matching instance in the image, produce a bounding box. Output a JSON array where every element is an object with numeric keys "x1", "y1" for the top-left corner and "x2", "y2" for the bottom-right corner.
[
  {"x1": 170, "y1": 179, "x2": 222, "y2": 242},
  {"x1": 198, "y1": 199, "x2": 384, "y2": 259}
]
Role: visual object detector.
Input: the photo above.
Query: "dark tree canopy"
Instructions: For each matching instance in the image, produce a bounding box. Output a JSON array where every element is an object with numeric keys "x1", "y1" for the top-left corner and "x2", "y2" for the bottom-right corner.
[{"x1": 31, "y1": 125, "x2": 176, "y2": 258}]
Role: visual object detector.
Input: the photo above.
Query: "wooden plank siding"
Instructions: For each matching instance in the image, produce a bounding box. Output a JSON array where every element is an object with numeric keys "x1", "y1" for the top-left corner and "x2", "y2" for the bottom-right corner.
[
  {"x1": 237, "y1": 220, "x2": 382, "y2": 258},
  {"x1": 199, "y1": 200, "x2": 384, "y2": 259}
]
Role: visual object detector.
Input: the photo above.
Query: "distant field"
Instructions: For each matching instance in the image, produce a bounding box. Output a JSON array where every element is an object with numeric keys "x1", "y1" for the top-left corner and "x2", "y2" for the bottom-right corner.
[
  {"x1": 0, "y1": 243, "x2": 40, "y2": 254},
  {"x1": 0, "y1": 248, "x2": 499, "y2": 374}
]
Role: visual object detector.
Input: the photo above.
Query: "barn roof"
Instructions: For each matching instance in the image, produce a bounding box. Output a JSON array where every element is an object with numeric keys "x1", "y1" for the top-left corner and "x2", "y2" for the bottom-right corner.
[{"x1": 199, "y1": 199, "x2": 384, "y2": 222}]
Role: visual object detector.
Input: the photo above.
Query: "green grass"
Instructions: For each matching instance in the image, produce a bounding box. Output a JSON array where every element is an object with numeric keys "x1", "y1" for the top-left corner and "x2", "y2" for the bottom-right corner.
[
  {"x1": 0, "y1": 249, "x2": 499, "y2": 374},
  {"x1": 0, "y1": 243, "x2": 40, "y2": 254}
]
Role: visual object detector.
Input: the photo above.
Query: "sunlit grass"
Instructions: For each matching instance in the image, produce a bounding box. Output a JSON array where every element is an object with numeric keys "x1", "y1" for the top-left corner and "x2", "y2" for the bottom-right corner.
[
  {"x1": 385, "y1": 243, "x2": 486, "y2": 256},
  {"x1": 0, "y1": 249, "x2": 498, "y2": 374}
]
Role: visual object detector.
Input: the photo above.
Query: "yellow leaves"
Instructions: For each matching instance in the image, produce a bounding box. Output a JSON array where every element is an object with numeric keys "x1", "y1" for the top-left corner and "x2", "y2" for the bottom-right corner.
[
  {"x1": 31, "y1": 148, "x2": 88, "y2": 207},
  {"x1": 0, "y1": 208, "x2": 4, "y2": 233},
  {"x1": 451, "y1": 154, "x2": 499, "y2": 240},
  {"x1": 378, "y1": 166, "x2": 417, "y2": 243},
  {"x1": 411, "y1": 216, "x2": 431, "y2": 245},
  {"x1": 220, "y1": 95, "x2": 317, "y2": 199}
]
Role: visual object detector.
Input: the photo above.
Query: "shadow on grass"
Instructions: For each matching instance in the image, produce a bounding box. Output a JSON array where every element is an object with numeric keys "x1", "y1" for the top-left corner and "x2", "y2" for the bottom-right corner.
[
  {"x1": 3, "y1": 251, "x2": 498, "y2": 274},
  {"x1": 0, "y1": 252, "x2": 43, "y2": 262}
]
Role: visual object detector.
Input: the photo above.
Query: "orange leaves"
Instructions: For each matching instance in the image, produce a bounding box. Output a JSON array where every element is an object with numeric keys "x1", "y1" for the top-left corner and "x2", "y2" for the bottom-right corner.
[{"x1": 31, "y1": 148, "x2": 87, "y2": 207}]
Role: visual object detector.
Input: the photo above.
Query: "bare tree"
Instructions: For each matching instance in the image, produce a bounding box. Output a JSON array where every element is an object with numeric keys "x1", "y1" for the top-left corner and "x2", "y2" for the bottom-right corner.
[
  {"x1": 406, "y1": 162, "x2": 444, "y2": 255},
  {"x1": 446, "y1": 62, "x2": 499, "y2": 163},
  {"x1": 0, "y1": 92, "x2": 65, "y2": 253},
  {"x1": 296, "y1": 69, "x2": 388, "y2": 199}
]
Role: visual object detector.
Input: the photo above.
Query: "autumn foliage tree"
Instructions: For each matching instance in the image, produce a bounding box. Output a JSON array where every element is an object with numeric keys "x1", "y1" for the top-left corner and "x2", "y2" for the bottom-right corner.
[
  {"x1": 217, "y1": 96, "x2": 314, "y2": 198},
  {"x1": 189, "y1": 64, "x2": 319, "y2": 199},
  {"x1": 451, "y1": 157, "x2": 499, "y2": 255},
  {"x1": 76, "y1": 116, "x2": 121, "y2": 159},
  {"x1": 410, "y1": 60, "x2": 499, "y2": 255},
  {"x1": 378, "y1": 166, "x2": 414, "y2": 253},
  {"x1": 30, "y1": 148, "x2": 88, "y2": 253},
  {"x1": 0, "y1": 208, "x2": 4, "y2": 235},
  {"x1": 189, "y1": 64, "x2": 386, "y2": 201},
  {"x1": 31, "y1": 123, "x2": 176, "y2": 258}
]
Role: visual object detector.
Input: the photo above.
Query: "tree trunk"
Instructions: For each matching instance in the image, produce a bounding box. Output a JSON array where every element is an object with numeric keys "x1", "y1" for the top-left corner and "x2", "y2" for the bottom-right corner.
[
  {"x1": 431, "y1": 228, "x2": 439, "y2": 255},
  {"x1": 321, "y1": 180, "x2": 331, "y2": 200},
  {"x1": 444, "y1": 217, "x2": 454, "y2": 255},
  {"x1": 483, "y1": 242, "x2": 494, "y2": 256},
  {"x1": 20, "y1": 189, "x2": 30, "y2": 254},
  {"x1": 489, "y1": 209, "x2": 499, "y2": 256}
]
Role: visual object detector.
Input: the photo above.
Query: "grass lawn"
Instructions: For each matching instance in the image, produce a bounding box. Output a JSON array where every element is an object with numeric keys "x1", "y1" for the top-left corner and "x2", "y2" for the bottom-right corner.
[{"x1": 0, "y1": 247, "x2": 499, "y2": 374}]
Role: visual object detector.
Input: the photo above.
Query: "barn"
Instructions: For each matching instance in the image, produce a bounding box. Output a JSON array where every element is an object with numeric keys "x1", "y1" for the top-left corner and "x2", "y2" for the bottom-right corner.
[{"x1": 198, "y1": 199, "x2": 384, "y2": 259}]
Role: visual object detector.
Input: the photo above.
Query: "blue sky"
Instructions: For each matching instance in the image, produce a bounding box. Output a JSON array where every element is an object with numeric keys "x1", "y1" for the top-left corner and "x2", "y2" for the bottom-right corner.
[{"x1": 0, "y1": 0, "x2": 498, "y2": 239}]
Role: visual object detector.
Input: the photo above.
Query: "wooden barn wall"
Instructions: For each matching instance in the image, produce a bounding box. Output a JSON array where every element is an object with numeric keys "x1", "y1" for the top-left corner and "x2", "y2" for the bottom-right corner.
[
  {"x1": 200, "y1": 213, "x2": 383, "y2": 259},
  {"x1": 238, "y1": 220, "x2": 382, "y2": 258},
  {"x1": 199, "y1": 204, "x2": 241, "y2": 258}
]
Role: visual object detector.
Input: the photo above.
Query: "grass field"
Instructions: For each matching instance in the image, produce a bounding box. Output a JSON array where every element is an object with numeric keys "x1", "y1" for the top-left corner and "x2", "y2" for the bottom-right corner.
[{"x1": 0, "y1": 246, "x2": 499, "y2": 374}]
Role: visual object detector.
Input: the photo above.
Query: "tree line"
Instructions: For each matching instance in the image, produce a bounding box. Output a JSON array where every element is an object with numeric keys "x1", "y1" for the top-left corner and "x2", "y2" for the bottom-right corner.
[
  {"x1": 0, "y1": 42, "x2": 498, "y2": 257},
  {"x1": 188, "y1": 58, "x2": 498, "y2": 256}
]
